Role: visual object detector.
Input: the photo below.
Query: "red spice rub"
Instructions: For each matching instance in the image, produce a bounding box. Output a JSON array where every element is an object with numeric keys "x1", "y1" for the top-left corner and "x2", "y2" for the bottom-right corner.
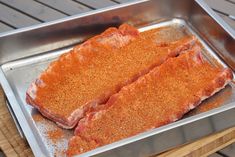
[
  {"x1": 67, "y1": 136, "x2": 98, "y2": 156},
  {"x1": 46, "y1": 128, "x2": 64, "y2": 143},
  {"x1": 67, "y1": 45, "x2": 233, "y2": 156},
  {"x1": 32, "y1": 114, "x2": 44, "y2": 122},
  {"x1": 26, "y1": 24, "x2": 139, "y2": 129},
  {"x1": 189, "y1": 86, "x2": 232, "y2": 115},
  {"x1": 26, "y1": 24, "x2": 196, "y2": 129}
]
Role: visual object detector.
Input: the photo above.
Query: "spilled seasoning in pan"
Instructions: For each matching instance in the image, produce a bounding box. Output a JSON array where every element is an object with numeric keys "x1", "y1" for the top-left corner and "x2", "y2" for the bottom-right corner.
[
  {"x1": 46, "y1": 127, "x2": 64, "y2": 143},
  {"x1": 32, "y1": 113, "x2": 44, "y2": 122}
]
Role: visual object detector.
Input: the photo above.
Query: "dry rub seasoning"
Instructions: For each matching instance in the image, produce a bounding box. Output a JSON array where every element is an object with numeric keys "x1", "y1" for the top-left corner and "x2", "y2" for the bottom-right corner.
[
  {"x1": 32, "y1": 114, "x2": 44, "y2": 122},
  {"x1": 46, "y1": 128, "x2": 64, "y2": 143},
  {"x1": 189, "y1": 86, "x2": 232, "y2": 115}
]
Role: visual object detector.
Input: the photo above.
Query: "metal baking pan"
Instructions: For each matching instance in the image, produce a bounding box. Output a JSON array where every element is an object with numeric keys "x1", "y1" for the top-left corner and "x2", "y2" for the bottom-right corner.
[{"x1": 0, "y1": 0, "x2": 235, "y2": 156}]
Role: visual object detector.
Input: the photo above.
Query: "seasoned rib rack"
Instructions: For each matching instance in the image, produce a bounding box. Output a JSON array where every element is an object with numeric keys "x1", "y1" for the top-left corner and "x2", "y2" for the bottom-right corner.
[
  {"x1": 26, "y1": 24, "x2": 196, "y2": 129},
  {"x1": 67, "y1": 45, "x2": 233, "y2": 156}
]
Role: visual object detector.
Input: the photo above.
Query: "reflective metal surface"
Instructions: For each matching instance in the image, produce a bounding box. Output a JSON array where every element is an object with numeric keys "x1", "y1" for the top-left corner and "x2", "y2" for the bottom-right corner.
[
  {"x1": 0, "y1": 0, "x2": 235, "y2": 157},
  {"x1": 5, "y1": 100, "x2": 24, "y2": 138}
]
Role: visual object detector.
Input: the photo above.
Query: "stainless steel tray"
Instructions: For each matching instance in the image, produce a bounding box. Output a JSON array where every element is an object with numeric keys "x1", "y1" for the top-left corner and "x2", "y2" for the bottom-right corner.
[{"x1": 0, "y1": 0, "x2": 235, "y2": 157}]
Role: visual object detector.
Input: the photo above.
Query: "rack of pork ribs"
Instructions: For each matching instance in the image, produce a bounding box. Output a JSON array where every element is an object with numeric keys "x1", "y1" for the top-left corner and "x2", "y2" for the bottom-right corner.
[{"x1": 26, "y1": 24, "x2": 233, "y2": 156}]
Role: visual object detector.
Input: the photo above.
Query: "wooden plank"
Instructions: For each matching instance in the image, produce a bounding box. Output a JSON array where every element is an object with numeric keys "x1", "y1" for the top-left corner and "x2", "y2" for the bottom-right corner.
[
  {"x1": 0, "y1": 88, "x2": 18, "y2": 157},
  {"x1": 156, "y1": 127, "x2": 235, "y2": 157},
  {"x1": 217, "y1": 13, "x2": 235, "y2": 30},
  {"x1": 0, "y1": 87, "x2": 33, "y2": 157},
  {"x1": 0, "y1": 0, "x2": 66, "y2": 22},
  {"x1": 205, "y1": 0, "x2": 235, "y2": 16},
  {"x1": 0, "y1": 4, "x2": 40, "y2": 28},
  {"x1": 36, "y1": 0, "x2": 91, "y2": 16},
  {"x1": 0, "y1": 22, "x2": 14, "y2": 33},
  {"x1": 0, "y1": 130, "x2": 18, "y2": 157},
  {"x1": 75, "y1": 0, "x2": 117, "y2": 9}
]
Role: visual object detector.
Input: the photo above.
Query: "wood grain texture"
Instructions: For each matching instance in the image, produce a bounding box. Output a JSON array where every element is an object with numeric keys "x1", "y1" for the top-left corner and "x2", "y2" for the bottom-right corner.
[
  {"x1": 0, "y1": 3, "x2": 40, "y2": 28},
  {"x1": 75, "y1": 0, "x2": 117, "y2": 9},
  {"x1": 36, "y1": 0, "x2": 91, "y2": 16},
  {"x1": 0, "y1": 87, "x2": 33, "y2": 157},
  {"x1": 0, "y1": 0, "x2": 66, "y2": 22}
]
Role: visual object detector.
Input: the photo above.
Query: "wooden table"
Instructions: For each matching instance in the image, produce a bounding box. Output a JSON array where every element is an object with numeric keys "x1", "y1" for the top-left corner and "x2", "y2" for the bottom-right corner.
[
  {"x1": 0, "y1": 0, "x2": 234, "y2": 33},
  {"x1": 0, "y1": 0, "x2": 234, "y2": 157}
]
